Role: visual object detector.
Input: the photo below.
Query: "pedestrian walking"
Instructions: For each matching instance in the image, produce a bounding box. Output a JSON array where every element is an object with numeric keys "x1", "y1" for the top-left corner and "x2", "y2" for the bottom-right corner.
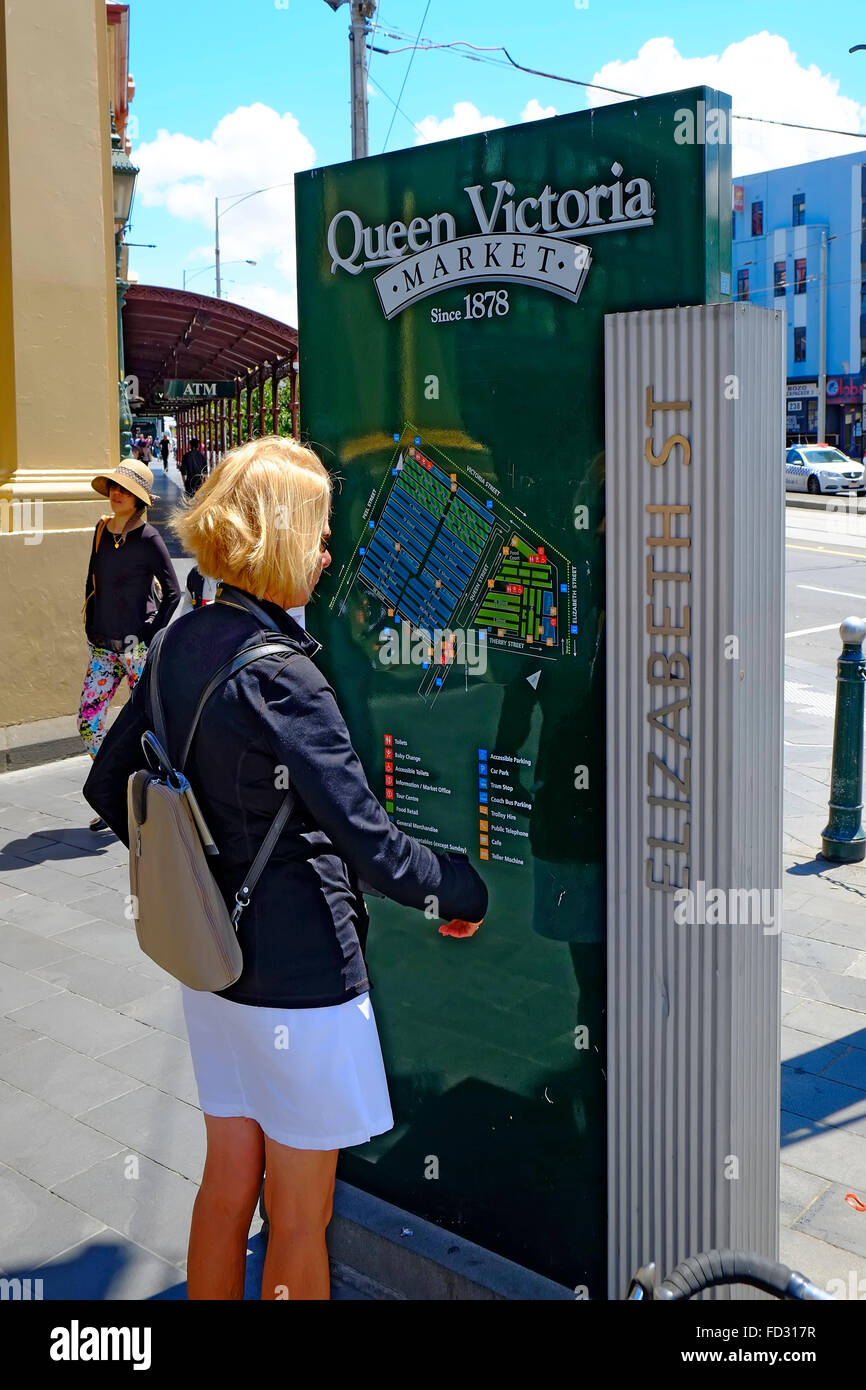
[
  {"x1": 160, "y1": 433, "x2": 171, "y2": 470},
  {"x1": 82, "y1": 434, "x2": 487, "y2": 1300},
  {"x1": 185, "y1": 564, "x2": 218, "y2": 607},
  {"x1": 179, "y1": 437, "x2": 208, "y2": 497},
  {"x1": 78, "y1": 459, "x2": 181, "y2": 830}
]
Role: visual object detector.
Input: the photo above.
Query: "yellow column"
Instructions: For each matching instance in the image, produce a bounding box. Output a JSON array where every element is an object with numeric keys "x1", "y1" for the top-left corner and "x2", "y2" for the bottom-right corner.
[
  {"x1": 0, "y1": 0, "x2": 122, "y2": 760},
  {"x1": 0, "y1": 11, "x2": 17, "y2": 484}
]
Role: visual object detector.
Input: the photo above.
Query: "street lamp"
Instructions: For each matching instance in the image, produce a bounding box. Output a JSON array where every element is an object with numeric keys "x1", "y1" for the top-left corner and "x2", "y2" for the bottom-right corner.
[
  {"x1": 214, "y1": 184, "x2": 292, "y2": 297},
  {"x1": 111, "y1": 136, "x2": 138, "y2": 228},
  {"x1": 111, "y1": 106, "x2": 139, "y2": 458},
  {"x1": 183, "y1": 260, "x2": 255, "y2": 291}
]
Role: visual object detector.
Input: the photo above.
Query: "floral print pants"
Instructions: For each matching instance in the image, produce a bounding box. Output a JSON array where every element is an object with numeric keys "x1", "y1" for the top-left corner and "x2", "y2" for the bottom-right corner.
[{"x1": 77, "y1": 640, "x2": 147, "y2": 757}]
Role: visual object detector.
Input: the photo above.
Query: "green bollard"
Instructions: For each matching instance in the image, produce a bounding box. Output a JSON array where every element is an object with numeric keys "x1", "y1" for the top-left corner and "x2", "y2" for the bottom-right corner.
[{"x1": 821, "y1": 616, "x2": 866, "y2": 863}]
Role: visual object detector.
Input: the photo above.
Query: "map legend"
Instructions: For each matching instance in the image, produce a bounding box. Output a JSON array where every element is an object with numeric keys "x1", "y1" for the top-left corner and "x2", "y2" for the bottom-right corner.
[
  {"x1": 479, "y1": 749, "x2": 533, "y2": 867},
  {"x1": 384, "y1": 732, "x2": 394, "y2": 814},
  {"x1": 478, "y1": 749, "x2": 489, "y2": 861},
  {"x1": 382, "y1": 730, "x2": 467, "y2": 856}
]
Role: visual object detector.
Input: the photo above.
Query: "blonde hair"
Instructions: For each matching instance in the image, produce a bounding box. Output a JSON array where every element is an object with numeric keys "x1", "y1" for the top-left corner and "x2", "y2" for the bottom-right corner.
[{"x1": 171, "y1": 435, "x2": 332, "y2": 606}]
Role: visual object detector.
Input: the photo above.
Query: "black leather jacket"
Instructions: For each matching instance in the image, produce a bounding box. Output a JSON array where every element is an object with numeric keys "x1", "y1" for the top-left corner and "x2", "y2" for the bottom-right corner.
[{"x1": 83, "y1": 583, "x2": 488, "y2": 1007}]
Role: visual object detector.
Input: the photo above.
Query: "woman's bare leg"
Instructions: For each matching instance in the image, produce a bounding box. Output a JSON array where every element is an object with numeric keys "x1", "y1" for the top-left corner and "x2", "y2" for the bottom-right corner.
[
  {"x1": 260, "y1": 1138, "x2": 339, "y2": 1301},
  {"x1": 187, "y1": 1114, "x2": 265, "y2": 1300}
]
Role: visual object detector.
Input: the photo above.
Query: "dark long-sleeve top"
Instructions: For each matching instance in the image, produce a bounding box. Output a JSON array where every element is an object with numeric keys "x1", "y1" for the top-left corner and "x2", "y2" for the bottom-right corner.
[
  {"x1": 82, "y1": 584, "x2": 488, "y2": 1007},
  {"x1": 179, "y1": 449, "x2": 207, "y2": 491},
  {"x1": 84, "y1": 519, "x2": 181, "y2": 646}
]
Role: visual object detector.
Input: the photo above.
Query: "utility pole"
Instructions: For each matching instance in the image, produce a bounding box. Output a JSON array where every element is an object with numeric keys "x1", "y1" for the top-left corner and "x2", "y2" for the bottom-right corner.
[
  {"x1": 324, "y1": 0, "x2": 376, "y2": 159},
  {"x1": 214, "y1": 197, "x2": 222, "y2": 299},
  {"x1": 817, "y1": 229, "x2": 828, "y2": 443}
]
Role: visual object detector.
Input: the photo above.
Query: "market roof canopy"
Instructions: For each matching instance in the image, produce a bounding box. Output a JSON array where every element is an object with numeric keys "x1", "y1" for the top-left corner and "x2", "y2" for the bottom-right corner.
[{"x1": 122, "y1": 284, "x2": 298, "y2": 412}]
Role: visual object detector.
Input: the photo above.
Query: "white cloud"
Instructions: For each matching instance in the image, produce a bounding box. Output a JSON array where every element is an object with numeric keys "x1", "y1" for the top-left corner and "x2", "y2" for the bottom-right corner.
[
  {"x1": 589, "y1": 33, "x2": 866, "y2": 175},
  {"x1": 133, "y1": 103, "x2": 316, "y2": 322},
  {"x1": 414, "y1": 101, "x2": 506, "y2": 145},
  {"x1": 521, "y1": 99, "x2": 559, "y2": 123},
  {"x1": 225, "y1": 281, "x2": 300, "y2": 328}
]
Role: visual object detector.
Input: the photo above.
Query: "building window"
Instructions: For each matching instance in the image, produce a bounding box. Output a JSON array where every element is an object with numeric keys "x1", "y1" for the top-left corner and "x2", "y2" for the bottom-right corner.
[
  {"x1": 794, "y1": 258, "x2": 807, "y2": 294},
  {"x1": 737, "y1": 268, "x2": 749, "y2": 301},
  {"x1": 774, "y1": 261, "x2": 787, "y2": 296},
  {"x1": 794, "y1": 326, "x2": 806, "y2": 362},
  {"x1": 792, "y1": 193, "x2": 805, "y2": 226},
  {"x1": 751, "y1": 201, "x2": 763, "y2": 236}
]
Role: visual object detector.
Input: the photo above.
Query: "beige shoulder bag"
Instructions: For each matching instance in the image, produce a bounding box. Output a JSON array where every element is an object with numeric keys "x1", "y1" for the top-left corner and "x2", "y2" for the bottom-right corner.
[{"x1": 127, "y1": 607, "x2": 298, "y2": 991}]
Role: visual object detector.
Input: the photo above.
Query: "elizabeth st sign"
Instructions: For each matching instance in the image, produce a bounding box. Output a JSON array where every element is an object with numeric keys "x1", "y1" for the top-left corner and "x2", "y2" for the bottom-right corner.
[{"x1": 296, "y1": 87, "x2": 739, "y2": 1295}]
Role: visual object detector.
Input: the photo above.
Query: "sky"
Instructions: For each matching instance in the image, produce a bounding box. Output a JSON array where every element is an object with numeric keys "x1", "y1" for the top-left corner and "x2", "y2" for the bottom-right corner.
[{"x1": 124, "y1": 0, "x2": 866, "y2": 326}]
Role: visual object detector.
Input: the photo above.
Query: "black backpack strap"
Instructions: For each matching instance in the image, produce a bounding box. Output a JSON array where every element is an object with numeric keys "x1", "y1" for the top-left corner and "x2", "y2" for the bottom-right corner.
[
  {"x1": 145, "y1": 620, "x2": 299, "y2": 772},
  {"x1": 145, "y1": 626, "x2": 171, "y2": 766},
  {"x1": 178, "y1": 640, "x2": 299, "y2": 771},
  {"x1": 144, "y1": 607, "x2": 303, "y2": 914},
  {"x1": 230, "y1": 790, "x2": 297, "y2": 925}
]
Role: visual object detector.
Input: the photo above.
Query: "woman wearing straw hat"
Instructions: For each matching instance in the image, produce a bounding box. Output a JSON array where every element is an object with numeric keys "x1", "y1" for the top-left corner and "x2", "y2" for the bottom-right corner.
[{"x1": 79, "y1": 459, "x2": 181, "y2": 830}]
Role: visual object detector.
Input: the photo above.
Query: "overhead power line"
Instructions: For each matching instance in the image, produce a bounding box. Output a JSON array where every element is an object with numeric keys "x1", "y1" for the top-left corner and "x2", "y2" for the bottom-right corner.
[
  {"x1": 382, "y1": 1, "x2": 433, "y2": 153},
  {"x1": 367, "y1": 71, "x2": 424, "y2": 140},
  {"x1": 368, "y1": 24, "x2": 866, "y2": 143}
]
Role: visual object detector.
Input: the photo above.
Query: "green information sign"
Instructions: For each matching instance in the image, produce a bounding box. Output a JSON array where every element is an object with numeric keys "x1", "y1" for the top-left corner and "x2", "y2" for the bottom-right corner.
[
  {"x1": 296, "y1": 87, "x2": 731, "y2": 1292},
  {"x1": 163, "y1": 379, "x2": 236, "y2": 399}
]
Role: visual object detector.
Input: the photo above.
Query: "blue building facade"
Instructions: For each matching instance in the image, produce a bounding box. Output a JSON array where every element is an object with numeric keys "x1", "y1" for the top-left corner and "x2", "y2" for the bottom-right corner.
[{"x1": 732, "y1": 150, "x2": 866, "y2": 457}]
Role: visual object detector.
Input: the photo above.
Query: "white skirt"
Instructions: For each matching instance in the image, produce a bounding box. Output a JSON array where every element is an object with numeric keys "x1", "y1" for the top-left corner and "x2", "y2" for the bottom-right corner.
[{"x1": 180, "y1": 985, "x2": 394, "y2": 1151}]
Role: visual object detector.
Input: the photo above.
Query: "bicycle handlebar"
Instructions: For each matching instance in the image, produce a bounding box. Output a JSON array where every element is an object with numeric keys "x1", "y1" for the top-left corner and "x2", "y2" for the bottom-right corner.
[{"x1": 655, "y1": 1249, "x2": 832, "y2": 1301}]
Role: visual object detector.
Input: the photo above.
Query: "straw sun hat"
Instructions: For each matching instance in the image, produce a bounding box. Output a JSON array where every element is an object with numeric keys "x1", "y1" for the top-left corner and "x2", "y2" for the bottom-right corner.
[{"x1": 90, "y1": 460, "x2": 155, "y2": 507}]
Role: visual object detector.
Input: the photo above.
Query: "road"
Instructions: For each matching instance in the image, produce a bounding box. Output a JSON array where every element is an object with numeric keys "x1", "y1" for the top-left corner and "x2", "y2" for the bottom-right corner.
[
  {"x1": 786, "y1": 499, "x2": 866, "y2": 666},
  {"x1": 784, "y1": 497, "x2": 866, "y2": 853}
]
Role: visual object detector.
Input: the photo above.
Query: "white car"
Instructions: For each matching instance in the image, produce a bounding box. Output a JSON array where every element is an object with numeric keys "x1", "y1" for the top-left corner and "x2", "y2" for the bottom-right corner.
[{"x1": 785, "y1": 445, "x2": 865, "y2": 495}]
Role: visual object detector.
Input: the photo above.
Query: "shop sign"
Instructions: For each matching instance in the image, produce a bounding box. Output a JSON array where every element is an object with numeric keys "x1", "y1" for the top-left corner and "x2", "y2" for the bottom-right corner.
[
  {"x1": 164, "y1": 379, "x2": 236, "y2": 399},
  {"x1": 826, "y1": 376, "x2": 863, "y2": 404}
]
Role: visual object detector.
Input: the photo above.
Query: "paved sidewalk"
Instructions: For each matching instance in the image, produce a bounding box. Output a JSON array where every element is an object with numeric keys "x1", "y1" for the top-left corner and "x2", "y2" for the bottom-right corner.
[
  {"x1": 0, "y1": 664, "x2": 865, "y2": 1297},
  {"x1": 781, "y1": 649, "x2": 866, "y2": 1298},
  {"x1": 0, "y1": 757, "x2": 369, "y2": 1300}
]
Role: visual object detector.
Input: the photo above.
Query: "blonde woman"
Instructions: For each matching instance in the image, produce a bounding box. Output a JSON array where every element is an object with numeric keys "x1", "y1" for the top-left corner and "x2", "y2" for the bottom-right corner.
[{"x1": 83, "y1": 436, "x2": 487, "y2": 1301}]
